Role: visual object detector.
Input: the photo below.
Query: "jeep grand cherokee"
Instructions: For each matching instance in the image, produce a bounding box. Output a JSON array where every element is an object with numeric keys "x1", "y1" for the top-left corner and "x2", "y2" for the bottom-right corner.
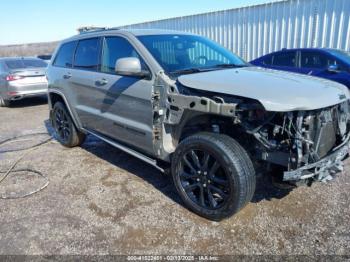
[{"x1": 46, "y1": 28, "x2": 350, "y2": 220}]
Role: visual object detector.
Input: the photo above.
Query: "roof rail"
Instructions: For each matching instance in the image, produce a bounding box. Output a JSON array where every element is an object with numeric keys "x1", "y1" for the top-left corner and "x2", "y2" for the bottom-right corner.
[{"x1": 77, "y1": 26, "x2": 120, "y2": 34}]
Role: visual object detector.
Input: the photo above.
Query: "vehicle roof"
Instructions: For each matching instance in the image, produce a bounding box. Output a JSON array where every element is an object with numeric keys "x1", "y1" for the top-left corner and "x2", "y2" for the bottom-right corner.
[
  {"x1": 251, "y1": 48, "x2": 348, "y2": 61},
  {"x1": 271, "y1": 47, "x2": 343, "y2": 53},
  {"x1": 0, "y1": 57, "x2": 42, "y2": 61},
  {"x1": 64, "y1": 28, "x2": 194, "y2": 42},
  {"x1": 120, "y1": 29, "x2": 193, "y2": 36}
]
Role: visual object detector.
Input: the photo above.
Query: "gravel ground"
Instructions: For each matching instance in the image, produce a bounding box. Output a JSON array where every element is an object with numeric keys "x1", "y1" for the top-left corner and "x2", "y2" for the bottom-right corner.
[{"x1": 0, "y1": 97, "x2": 349, "y2": 256}]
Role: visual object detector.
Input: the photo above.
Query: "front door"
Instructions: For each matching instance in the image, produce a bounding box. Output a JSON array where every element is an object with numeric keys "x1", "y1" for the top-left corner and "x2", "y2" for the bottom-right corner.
[
  {"x1": 299, "y1": 51, "x2": 350, "y2": 88},
  {"x1": 91, "y1": 35, "x2": 154, "y2": 155}
]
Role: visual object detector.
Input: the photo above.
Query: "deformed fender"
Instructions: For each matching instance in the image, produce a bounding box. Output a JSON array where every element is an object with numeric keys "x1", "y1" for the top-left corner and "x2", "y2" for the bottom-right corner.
[
  {"x1": 165, "y1": 93, "x2": 237, "y2": 125},
  {"x1": 152, "y1": 71, "x2": 239, "y2": 160}
]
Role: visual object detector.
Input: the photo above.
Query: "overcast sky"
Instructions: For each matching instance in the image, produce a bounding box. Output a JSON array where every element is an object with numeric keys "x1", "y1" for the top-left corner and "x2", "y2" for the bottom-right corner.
[{"x1": 0, "y1": 0, "x2": 273, "y2": 45}]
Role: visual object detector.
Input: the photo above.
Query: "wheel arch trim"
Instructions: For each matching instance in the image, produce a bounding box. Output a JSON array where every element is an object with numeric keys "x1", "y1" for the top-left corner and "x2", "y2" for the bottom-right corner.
[{"x1": 48, "y1": 89, "x2": 82, "y2": 130}]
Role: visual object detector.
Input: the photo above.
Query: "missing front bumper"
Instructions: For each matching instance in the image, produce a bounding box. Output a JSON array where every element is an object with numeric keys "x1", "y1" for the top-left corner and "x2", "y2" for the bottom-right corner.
[{"x1": 283, "y1": 139, "x2": 350, "y2": 182}]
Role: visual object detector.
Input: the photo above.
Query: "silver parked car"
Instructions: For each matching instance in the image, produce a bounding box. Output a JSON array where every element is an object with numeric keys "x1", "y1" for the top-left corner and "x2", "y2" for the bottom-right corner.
[
  {"x1": 0, "y1": 57, "x2": 48, "y2": 107},
  {"x1": 47, "y1": 28, "x2": 350, "y2": 220}
]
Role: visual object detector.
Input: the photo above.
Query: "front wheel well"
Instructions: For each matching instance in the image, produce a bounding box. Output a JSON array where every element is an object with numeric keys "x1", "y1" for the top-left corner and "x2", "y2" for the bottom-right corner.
[{"x1": 175, "y1": 113, "x2": 242, "y2": 143}]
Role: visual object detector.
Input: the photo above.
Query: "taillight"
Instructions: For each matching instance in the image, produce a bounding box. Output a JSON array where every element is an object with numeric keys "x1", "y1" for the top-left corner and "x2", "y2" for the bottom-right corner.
[{"x1": 6, "y1": 75, "x2": 24, "y2": 81}]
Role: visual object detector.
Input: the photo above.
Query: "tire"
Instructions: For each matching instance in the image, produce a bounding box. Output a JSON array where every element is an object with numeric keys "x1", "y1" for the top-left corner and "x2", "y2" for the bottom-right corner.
[
  {"x1": 52, "y1": 101, "x2": 86, "y2": 147},
  {"x1": 0, "y1": 96, "x2": 10, "y2": 107},
  {"x1": 171, "y1": 132, "x2": 256, "y2": 221}
]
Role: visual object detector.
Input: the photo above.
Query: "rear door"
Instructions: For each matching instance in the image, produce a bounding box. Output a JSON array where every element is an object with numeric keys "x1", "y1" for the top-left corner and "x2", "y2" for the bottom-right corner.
[
  {"x1": 270, "y1": 51, "x2": 299, "y2": 73},
  {"x1": 68, "y1": 37, "x2": 103, "y2": 128}
]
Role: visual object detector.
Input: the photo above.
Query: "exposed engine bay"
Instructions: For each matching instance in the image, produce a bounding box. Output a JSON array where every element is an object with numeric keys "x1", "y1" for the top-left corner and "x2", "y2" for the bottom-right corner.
[
  {"x1": 241, "y1": 101, "x2": 350, "y2": 184},
  {"x1": 162, "y1": 81, "x2": 350, "y2": 185}
]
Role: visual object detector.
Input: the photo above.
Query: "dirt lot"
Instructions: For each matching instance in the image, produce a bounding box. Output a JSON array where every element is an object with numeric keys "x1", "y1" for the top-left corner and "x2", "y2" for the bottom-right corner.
[{"x1": 0, "y1": 97, "x2": 349, "y2": 256}]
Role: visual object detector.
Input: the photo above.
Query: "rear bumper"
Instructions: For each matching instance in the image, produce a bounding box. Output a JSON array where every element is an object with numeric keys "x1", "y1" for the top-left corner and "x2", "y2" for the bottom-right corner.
[
  {"x1": 283, "y1": 136, "x2": 350, "y2": 182},
  {"x1": 6, "y1": 83, "x2": 48, "y2": 100}
]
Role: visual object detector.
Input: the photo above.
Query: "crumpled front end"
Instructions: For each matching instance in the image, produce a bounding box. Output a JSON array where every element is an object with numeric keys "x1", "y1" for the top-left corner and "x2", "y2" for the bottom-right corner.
[{"x1": 248, "y1": 100, "x2": 350, "y2": 184}]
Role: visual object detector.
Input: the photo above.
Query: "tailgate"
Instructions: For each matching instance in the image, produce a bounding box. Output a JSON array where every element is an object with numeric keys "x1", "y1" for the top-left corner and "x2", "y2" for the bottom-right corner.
[{"x1": 11, "y1": 68, "x2": 47, "y2": 85}]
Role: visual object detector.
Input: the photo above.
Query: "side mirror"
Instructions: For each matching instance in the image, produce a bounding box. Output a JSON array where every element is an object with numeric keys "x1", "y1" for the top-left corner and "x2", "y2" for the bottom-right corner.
[
  {"x1": 115, "y1": 57, "x2": 150, "y2": 78},
  {"x1": 327, "y1": 64, "x2": 340, "y2": 73}
]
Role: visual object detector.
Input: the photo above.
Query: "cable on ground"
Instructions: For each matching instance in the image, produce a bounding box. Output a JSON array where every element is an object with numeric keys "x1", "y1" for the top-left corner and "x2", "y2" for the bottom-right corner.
[{"x1": 0, "y1": 132, "x2": 52, "y2": 199}]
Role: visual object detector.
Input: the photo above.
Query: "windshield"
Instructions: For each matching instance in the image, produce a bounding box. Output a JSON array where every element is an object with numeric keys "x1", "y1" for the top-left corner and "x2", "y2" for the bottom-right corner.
[
  {"x1": 5, "y1": 59, "x2": 47, "y2": 70},
  {"x1": 137, "y1": 34, "x2": 247, "y2": 75},
  {"x1": 328, "y1": 49, "x2": 350, "y2": 65}
]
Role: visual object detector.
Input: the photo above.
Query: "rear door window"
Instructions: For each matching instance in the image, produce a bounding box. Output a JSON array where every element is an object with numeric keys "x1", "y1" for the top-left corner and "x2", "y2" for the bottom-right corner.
[
  {"x1": 74, "y1": 38, "x2": 101, "y2": 71},
  {"x1": 272, "y1": 51, "x2": 297, "y2": 67},
  {"x1": 53, "y1": 41, "x2": 77, "y2": 68}
]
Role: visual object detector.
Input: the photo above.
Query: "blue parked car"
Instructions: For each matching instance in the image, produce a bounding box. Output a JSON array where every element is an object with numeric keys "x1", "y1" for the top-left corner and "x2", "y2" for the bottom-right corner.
[{"x1": 251, "y1": 48, "x2": 350, "y2": 88}]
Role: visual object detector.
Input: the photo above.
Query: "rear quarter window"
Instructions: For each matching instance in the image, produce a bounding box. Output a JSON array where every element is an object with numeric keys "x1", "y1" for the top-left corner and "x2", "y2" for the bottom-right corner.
[
  {"x1": 53, "y1": 41, "x2": 77, "y2": 68},
  {"x1": 261, "y1": 55, "x2": 273, "y2": 65}
]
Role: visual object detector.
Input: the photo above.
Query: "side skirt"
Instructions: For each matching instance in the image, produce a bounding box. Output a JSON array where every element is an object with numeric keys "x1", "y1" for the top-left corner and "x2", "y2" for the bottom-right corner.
[{"x1": 82, "y1": 128, "x2": 166, "y2": 173}]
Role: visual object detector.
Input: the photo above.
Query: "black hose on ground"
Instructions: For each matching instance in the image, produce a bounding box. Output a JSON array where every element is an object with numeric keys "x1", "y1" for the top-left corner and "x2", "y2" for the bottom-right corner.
[
  {"x1": 0, "y1": 169, "x2": 49, "y2": 199},
  {"x1": 0, "y1": 132, "x2": 52, "y2": 153},
  {"x1": 0, "y1": 132, "x2": 53, "y2": 199}
]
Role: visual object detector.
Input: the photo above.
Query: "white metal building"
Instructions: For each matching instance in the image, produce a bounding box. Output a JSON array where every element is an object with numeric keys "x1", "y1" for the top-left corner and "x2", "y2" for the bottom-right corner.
[{"x1": 121, "y1": 0, "x2": 350, "y2": 61}]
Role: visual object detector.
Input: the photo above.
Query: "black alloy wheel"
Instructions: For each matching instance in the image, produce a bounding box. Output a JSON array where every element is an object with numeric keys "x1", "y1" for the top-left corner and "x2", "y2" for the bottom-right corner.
[
  {"x1": 179, "y1": 149, "x2": 230, "y2": 210},
  {"x1": 172, "y1": 132, "x2": 256, "y2": 221},
  {"x1": 52, "y1": 102, "x2": 86, "y2": 147}
]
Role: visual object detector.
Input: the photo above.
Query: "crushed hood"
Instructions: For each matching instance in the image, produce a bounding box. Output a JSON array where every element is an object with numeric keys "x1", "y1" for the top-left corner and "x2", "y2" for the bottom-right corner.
[{"x1": 177, "y1": 67, "x2": 350, "y2": 112}]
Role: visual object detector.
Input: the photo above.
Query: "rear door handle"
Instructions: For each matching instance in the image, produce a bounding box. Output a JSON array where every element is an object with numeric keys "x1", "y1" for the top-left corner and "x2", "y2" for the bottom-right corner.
[
  {"x1": 96, "y1": 78, "x2": 108, "y2": 86},
  {"x1": 63, "y1": 73, "x2": 72, "y2": 79}
]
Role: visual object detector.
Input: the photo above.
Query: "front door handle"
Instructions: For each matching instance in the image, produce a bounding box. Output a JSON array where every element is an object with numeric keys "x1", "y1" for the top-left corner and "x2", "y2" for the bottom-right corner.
[
  {"x1": 63, "y1": 73, "x2": 72, "y2": 79},
  {"x1": 96, "y1": 78, "x2": 108, "y2": 86}
]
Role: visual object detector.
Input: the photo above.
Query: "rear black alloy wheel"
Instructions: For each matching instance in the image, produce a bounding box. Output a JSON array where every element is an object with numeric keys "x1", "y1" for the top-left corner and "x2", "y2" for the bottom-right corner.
[
  {"x1": 54, "y1": 106, "x2": 71, "y2": 143},
  {"x1": 52, "y1": 102, "x2": 86, "y2": 147},
  {"x1": 172, "y1": 132, "x2": 256, "y2": 221},
  {"x1": 179, "y1": 149, "x2": 230, "y2": 210}
]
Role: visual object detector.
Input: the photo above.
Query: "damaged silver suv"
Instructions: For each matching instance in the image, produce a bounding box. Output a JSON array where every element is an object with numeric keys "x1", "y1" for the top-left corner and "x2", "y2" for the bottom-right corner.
[{"x1": 47, "y1": 28, "x2": 350, "y2": 220}]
